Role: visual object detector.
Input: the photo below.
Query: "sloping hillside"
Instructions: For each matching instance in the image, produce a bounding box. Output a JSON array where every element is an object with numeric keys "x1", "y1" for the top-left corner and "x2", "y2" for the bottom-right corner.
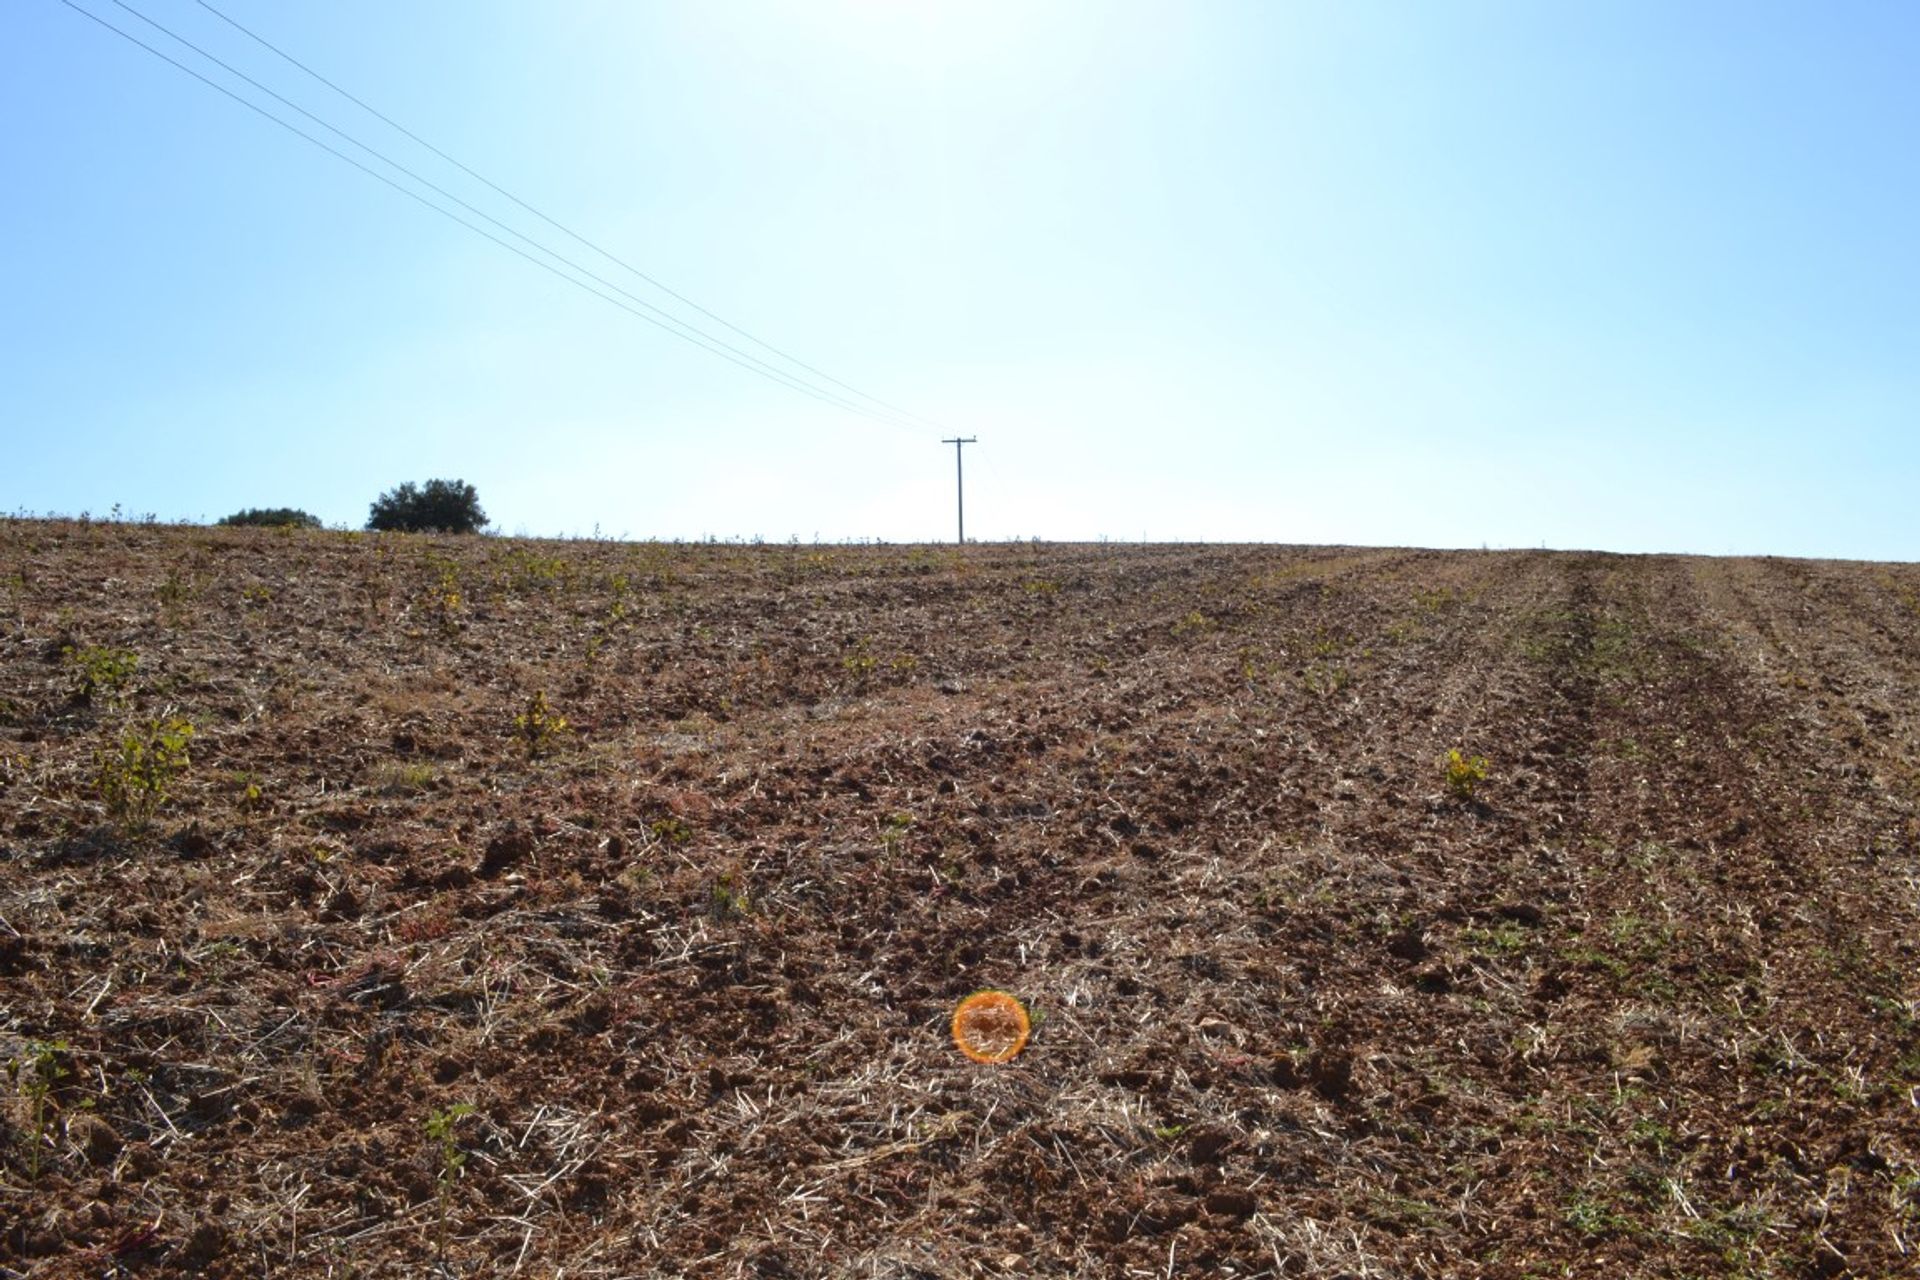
[{"x1": 3, "y1": 523, "x2": 1917, "y2": 1277}]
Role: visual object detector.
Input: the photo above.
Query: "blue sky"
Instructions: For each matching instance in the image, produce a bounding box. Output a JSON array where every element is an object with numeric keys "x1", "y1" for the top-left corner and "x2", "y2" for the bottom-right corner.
[{"x1": 3, "y1": 1, "x2": 1916, "y2": 556}]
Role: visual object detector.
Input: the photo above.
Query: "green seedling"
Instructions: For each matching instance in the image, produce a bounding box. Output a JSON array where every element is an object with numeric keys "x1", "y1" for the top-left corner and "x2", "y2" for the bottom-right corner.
[
  {"x1": 424, "y1": 562, "x2": 463, "y2": 636},
  {"x1": 709, "y1": 869, "x2": 750, "y2": 919},
  {"x1": 8, "y1": 1039, "x2": 69, "y2": 1183},
  {"x1": 513, "y1": 691, "x2": 568, "y2": 758},
  {"x1": 155, "y1": 568, "x2": 197, "y2": 616},
  {"x1": 879, "y1": 812, "x2": 914, "y2": 854},
  {"x1": 234, "y1": 771, "x2": 265, "y2": 813},
  {"x1": 842, "y1": 640, "x2": 879, "y2": 677},
  {"x1": 423, "y1": 1103, "x2": 475, "y2": 1263},
  {"x1": 96, "y1": 716, "x2": 193, "y2": 829},
  {"x1": 1441, "y1": 748, "x2": 1490, "y2": 801},
  {"x1": 63, "y1": 644, "x2": 137, "y2": 706}
]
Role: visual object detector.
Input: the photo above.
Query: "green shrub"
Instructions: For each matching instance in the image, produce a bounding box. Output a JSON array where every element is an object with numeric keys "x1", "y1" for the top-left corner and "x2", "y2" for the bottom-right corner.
[
  {"x1": 368, "y1": 479, "x2": 487, "y2": 534},
  {"x1": 63, "y1": 645, "x2": 137, "y2": 706},
  {"x1": 1441, "y1": 747, "x2": 1490, "y2": 801},
  {"x1": 512, "y1": 691, "x2": 568, "y2": 758},
  {"x1": 217, "y1": 507, "x2": 321, "y2": 529},
  {"x1": 97, "y1": 717, "x2": 194, "y2": 829}
]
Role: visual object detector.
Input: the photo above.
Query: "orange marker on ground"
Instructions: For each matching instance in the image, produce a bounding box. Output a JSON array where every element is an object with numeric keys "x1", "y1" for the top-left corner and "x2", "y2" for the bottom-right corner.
[{"x1": 951, "y1": 990, "x2": 1031, "y2": 1064}]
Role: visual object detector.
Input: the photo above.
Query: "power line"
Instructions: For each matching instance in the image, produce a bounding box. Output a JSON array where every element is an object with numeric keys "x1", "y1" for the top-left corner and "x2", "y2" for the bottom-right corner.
[
  {"x1": 193, "y1": 0, "x2": 948, "y2": 433},
  {"x1": 57, "y1": 0, "x2": 932, "y2": 432},
  {"x1": 89, "y1": 0, "x2": 920, "y2": 432}
]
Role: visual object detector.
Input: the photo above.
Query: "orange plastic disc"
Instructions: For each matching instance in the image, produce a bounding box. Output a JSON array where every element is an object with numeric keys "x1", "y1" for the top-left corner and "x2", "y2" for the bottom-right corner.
[{"x1": 951, "y1": 990, "x2": 1031, "y2": 1064}]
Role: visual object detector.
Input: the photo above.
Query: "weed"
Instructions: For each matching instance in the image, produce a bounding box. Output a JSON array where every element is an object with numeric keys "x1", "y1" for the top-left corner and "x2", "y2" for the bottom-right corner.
[
  {"x1": 1384, "y1": 618, "x2": 1422, "y2": 644},
  {"x1": 1441, "y1": 748, "x2": 1490, "y2": 801},
  {"x1": 1236, "y1": 645, "x2": 1263, "y2": 680},
  {"x1": 494, "y1": 546, "x2": 571, "y2": 595},
  {"x1": 880, "y1": 812, "x2": 914, "y2": 854},
  {"x1": 513, "y1": 691, "x2": 569, "y2": 758},
  {"x1": 374, "y1": 760, "x2": 438, "y2": 795},
  {"x1": 422, "y1": 1103, "x2": 475, "y2": 1263},
  {"x1": 650, "y1": 816, "x2": 692, "y2": 846},
  {"x1": 1173, "y1": 610, "x2": 1215, "y2": 637},
  {"x1": 96, "y1": 716, "x2": 194, "y2": 829},
  {"x1": 1301, "y1": 661, "x2": 1350, "y2": 696},
  {"x1": 424, "y1": 560, "x2": 463, "y2": 636},
  {"x1": 709, "y1": 869, "x2": 750, "y2": 918},
  {"x1": 1463, "y1": 921, "x2": 1531, "y2": 956},
  {"x1": 0, "y1": 745, "x2": 26, "y2": 790},
  {"x1": 1628, "y1": 1116, "x2": 1675, "y2": 1157},
  {"x1": 7, "y1": 1039, "x2": 69, "y2": 1183},
  {"x1": 63, "y1": 644, "x2": 137, "y2": 706},
  {"x1": 233, "y1": 770, "x2": 265, "y2": 813},
  {"x1": 842, "y1": 640, "x2": 879, "y2": 678},
  {"x1": 155, "y1": 567, "x2": 197, "y2": 617},
  {"x1": 1563, "y1": 1193, "x2": 1633, "y2": 1239}
]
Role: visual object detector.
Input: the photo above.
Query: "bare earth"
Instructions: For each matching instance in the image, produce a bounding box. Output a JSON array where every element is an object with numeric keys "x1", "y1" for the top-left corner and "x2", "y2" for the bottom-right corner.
[{"x1": 2, "y1": 523, "x2": 1918, "y2": 1278}]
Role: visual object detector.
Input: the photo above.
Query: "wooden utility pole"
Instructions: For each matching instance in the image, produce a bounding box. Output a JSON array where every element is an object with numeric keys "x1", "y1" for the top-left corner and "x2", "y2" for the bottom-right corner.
[{"x1": 941, "y1": 437, "x2": 976, "y2": 544}]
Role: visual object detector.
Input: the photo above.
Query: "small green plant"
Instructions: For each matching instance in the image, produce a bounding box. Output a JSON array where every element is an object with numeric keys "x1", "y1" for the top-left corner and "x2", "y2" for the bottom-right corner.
[
  {"x1": 1172, "y1": 610, "x2": 1215, "y2": 637},
  {"x1": 709, "y1": 869, "x2": 750, "y2": 918},
  {"x1": 155, "y1": 568, "x2": 197, "y2": 616},
  {"x1": 1441, "y1": 748, "x2": 1490, "y2": 801},
  {"x1": 1463, "y1": 921, "x2": 1531, "y2": 956},
  {"x1": 423, "y1": 561, "x2": 463, "y2": 636},
  {"x1": 650, "y1": 816, "x2": 692, "y2": 846},
  {"x1": 232, "y1": 770, "x2": 265, "y2": 813},
  {"x1": 1563, "y1": 1192, "x2": 1632, "y2": 1239},
  {"x1": 512, "y1": 691, "x2": 568, "y2": 758},
  {"x1": 7, "y1": 1039, "x2": 70, "y2": 1183},
  {"x1": 842, "y1": 639, "x2": 879, "y2": 678},
  {"x1": 373, "y1": 761, "x2": 437, "y2": 795},
  {"x1": 96, "y1": 716, "x2": 194, "y2": 829},
  {"x1": 63, "y1": 644, "x2": 137, "y2": 706},
  {"x1": 881, "y1": 812, "x2": 913, "y2": 844},
  {"x1": 423, "y1": 1103, "x2": 475, "y2": 1263},
  {"x1": 1300, "y1": 661, "x2": 1350, "y2": 696}
]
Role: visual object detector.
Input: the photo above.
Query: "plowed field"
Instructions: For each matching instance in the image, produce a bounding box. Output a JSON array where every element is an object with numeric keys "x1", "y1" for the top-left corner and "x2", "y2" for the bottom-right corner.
[{"x1": 3, "y1": 524, "x2": 1918, "y2": 1277}]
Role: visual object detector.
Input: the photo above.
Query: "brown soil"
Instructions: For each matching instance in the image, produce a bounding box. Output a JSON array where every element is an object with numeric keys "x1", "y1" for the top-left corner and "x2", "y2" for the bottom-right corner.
[{"x1": 2, "y1": 523, "x2": 1917, "y2": 1277}]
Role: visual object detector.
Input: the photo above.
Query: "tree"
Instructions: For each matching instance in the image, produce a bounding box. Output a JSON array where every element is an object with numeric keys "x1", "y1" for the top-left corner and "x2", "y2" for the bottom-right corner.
[
  {"x1": 367, "y1": 479, "x2": 488, "y2": 534},
  {"x1": 217, "y1": 507, "x2": 322, "y2": 529}
]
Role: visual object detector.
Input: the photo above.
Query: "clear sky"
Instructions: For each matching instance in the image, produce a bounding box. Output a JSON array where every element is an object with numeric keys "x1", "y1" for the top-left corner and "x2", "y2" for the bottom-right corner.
[{"x1": 3, "y1": 1, "x2": 1916, "y2": 556}]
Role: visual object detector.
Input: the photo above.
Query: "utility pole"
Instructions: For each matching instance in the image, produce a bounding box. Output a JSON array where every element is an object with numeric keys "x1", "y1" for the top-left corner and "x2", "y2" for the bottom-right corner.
[{"x1": 941, "y1": 436, "x2": 976, "y2": 544}]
